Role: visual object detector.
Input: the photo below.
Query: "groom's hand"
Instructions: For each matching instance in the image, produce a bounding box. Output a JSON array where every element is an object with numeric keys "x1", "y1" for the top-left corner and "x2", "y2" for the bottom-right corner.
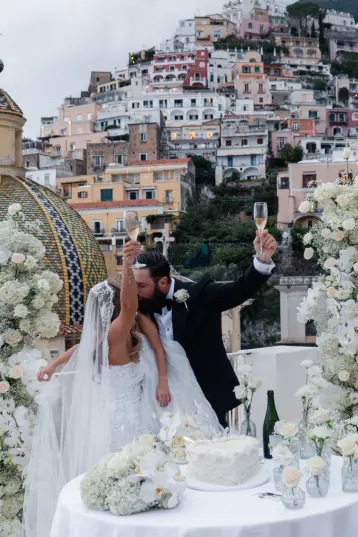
[{"x1": 253, "y1": 230, "x2": 278, "y2": 263}]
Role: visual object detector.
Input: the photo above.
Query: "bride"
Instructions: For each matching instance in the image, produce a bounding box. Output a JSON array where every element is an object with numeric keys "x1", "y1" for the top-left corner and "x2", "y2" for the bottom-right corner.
[{"x1": 23, "y1": 240, "x2": 222, "y2": 537}]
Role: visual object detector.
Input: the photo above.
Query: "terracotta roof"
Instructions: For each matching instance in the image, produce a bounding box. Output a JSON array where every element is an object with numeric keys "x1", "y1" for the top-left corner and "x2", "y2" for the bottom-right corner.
[
  {"x1": 128, "y1": 158, "x2": 191, "y2": 167},
  {"x1": 70, "y1": 199, "x2": 163, "y2": 210},
  {"x1": 59, "y1": 324, "x2": 83, "y2": 336},
  {"x1": 0, "y1": 89, "x2": 23, "y2": 116}
]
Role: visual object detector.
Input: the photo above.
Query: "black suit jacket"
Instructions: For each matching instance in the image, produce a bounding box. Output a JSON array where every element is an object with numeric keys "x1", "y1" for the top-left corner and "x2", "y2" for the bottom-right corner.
[{"x1": 169, "y1": 263, "x2": 270, "y2": 420}]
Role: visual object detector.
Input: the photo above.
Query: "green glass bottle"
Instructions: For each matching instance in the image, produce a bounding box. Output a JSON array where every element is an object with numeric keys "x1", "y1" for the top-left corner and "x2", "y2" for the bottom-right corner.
[{"x1": 263, "y1": 390, "x2": 279, "y2": 459}]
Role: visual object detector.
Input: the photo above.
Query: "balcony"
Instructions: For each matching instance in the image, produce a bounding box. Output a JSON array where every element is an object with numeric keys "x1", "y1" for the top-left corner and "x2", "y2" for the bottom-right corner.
[
  {"x1": 196, "y1": 35, "x2": 211, "y2": 41},
  {"x1": 189, "y1": 77, "x2": 208, "y2": 87},
  {"x1": 222, "y1": 126, "x2": 268, "y2": 136}
]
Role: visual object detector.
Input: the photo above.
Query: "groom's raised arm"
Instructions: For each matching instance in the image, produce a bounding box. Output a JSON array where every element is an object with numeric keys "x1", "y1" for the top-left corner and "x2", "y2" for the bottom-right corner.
[{"x1": 198, "y1": 231, "x2": 277, "y2": 312}]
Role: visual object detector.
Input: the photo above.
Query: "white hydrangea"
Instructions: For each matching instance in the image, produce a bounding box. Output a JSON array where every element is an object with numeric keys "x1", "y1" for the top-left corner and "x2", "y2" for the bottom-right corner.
[{"x1": 35, "y1": 311, "x2": 61, "y2": 339}]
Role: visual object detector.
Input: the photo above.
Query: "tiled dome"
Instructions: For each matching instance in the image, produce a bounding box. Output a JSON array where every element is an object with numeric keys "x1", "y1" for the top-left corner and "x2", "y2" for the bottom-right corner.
[
  {"x1": 0, "y1": 176, "x2": 108, "y2": 325},
  {"x1": 0, "y1": 88, "x2": 23, "y2": 116}
]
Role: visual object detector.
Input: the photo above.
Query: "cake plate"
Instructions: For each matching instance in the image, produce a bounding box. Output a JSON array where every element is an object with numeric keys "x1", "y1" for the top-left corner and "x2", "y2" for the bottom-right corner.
[{"x1": 184, "y1": 465, "x2": 270, "y2": 492}]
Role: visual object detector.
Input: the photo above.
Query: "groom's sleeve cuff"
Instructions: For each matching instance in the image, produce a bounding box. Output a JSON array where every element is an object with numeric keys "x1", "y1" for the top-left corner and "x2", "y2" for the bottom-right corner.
[{"x1": 253, "y1": 256, "x2": 276, "y2": 275}]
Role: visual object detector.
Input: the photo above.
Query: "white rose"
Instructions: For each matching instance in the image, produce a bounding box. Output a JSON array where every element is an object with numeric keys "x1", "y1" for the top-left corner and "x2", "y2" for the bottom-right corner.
[
  {"x1": 327, "y1": 287, "x2": 336, "y2": 298},
  {"x1": 37, "y1": 279, "x2": 50, "y2": 292},
  {"x1": 13, "y1": 304, "x2": 29, "y2": 319},
  {"x1": 282, "y1": 466, "x2": 300, "y2": 488},
  {"x1": 343, "y1": 219, "x2": 356, "y2": 231},
  {"x1": 337, "y1": 435, "x2": 358, "y2": 457},
  {"x1": 0, "y1": 381, "x2": 10, "y2": 394},
  {"x1": 321, "y1": 229, "x2": 331, "y2": 239},
  {"x1": 338, "y1": 370, "x2": 350, "y2": 382},
  {"x1": 307, "y1": 456, "x2": 326, "y2": 476},
  {"x1": 7, "y1": 366, "x2": 23, "y2": 380},
  {"x1": 24, "y1": 256, "x2": 37, "y2": 270},
  {"x1": 310, "y1": 425, "x2": 332, "y2": 440},
  {"x1": 275, "y1": 421, "x2": 298, "y2": 438},
  {"x1": 301, "y1": 360, "x2": 313, "y2": 369},
  {"x1": 11, "y1": 253, "x2": 25, "y2": 264},
  {"x1": 234, "y1": 385, "x2": 247, "y2": 400},
  {"x1": 237, "y1": 364, "x2": 253, "y2": 375},
  {"x1": 333, "y1": 231, "x2": 345, "y2": 241},
  {"x1": 7, "y1": 203, "x2": 22, "y2": 216},
  {"x1": 304, "y1": 248, "x2": 314, "y2": 260},
  {"x1": 299, "y1": 200, "x2": 311, "y2": 213},
  {"x1": 353, "y1": 262, "x2": 358, "y2": 273}
]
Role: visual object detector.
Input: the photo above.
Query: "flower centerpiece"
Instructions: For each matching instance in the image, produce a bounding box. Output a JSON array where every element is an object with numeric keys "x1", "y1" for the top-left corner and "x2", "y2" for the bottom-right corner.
[
  {"x1": 234, "y1": 364, "x2": 262, "y2": 438},
  {"x1": 297, "y1": 175, "x2": 358, "y2": 438},
  {"x1": 306, "y1": 456, "x2": 329, "y2": 497},
  {"x1": 0, "y1": 204, "x2": 62, "y2": 534},
  {"x1": 337, "y1": 434, "x2": 358, "y2": 493},
  {"x1": 274, "y1": 421, "x2": 299, "y2": 466},
  {"x1": 295, "y1": 361, "x2": 327, "y2": 459},
  {"x1": 281, "y1": 466, "x2": 305, "y2": 509},
  {"x1": 80, "y1": 433, "x2": 187, "y2": 515},
  {"x1": 271, "y1": 443, "x2": 294, "y2": 492}
]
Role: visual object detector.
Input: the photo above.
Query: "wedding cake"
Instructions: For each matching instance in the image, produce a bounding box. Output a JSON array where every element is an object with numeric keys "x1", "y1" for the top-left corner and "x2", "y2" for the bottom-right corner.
[{"x1": 186, "y1": 435, "x2": 260, "y2": 486}]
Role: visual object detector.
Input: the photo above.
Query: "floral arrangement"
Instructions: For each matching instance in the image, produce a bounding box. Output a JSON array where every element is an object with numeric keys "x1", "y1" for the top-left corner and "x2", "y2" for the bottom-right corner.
[
  {"x1": 337, "y1": 434, "x2": 358, "y2": 460},
  {"x1": 306, "y1": 455, "x2": 326, "y2": 476},
  {"x1": 282, "y1": 466, "x2": 301, "y2": 489},
  {"x1": 0, "y1": 204, "x2": 62, "y2": 534},
  {"x1": 80, "y1": 433, "x2": 187, "y2": 516},
  {"x1": 274, "y1": 421, "x2": 299, "y2": 462},
  {"x1": 307, "y1": 425, "x2": 332, "y2": 456},
  {"x1": 297, "y1": 175, "x2": 358, "y2": 437},
  {"x1": 159, "y1": 411, "x2": 218, "y2": 463},
  {"x1": 234, "y1": 364, "x2": 262, "y2": 413}
]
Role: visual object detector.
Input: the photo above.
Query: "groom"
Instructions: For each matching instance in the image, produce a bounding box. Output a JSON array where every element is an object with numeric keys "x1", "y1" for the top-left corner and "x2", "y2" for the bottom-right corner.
[{"x1": 134, "y1": 230, "x2": 277, "y2": 427}]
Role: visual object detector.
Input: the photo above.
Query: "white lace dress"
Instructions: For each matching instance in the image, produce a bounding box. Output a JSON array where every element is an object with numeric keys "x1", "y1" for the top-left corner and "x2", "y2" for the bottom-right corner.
[{"x1": 109, "y1": 339, "x2": 223, "y2": 449}]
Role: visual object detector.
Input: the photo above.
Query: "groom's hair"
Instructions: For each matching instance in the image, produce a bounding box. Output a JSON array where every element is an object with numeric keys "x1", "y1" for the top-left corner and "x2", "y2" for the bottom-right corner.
[{"x1": 136, "y1": 251, "x2": 171, "y2": 281}]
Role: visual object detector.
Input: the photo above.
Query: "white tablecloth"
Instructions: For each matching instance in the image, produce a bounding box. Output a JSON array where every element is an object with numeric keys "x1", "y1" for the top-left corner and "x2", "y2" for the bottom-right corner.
[{"x1": 51, "y1": 457, "x2": 358, "y2": 537}]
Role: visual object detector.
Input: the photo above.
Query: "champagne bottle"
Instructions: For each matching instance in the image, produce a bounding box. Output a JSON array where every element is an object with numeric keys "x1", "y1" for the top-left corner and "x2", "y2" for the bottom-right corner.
[{"x1": 263, "y1": 390, "x2": 279, "y2": 459}]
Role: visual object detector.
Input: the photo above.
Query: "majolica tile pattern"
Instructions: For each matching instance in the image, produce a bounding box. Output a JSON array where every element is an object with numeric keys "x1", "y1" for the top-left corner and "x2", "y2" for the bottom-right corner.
[
  {"x1": 0, "y1": 176, "x2": 107, "y2": 324},
  {"x1": 0, "y1": 89, "x2": 23, "y2": 116}
]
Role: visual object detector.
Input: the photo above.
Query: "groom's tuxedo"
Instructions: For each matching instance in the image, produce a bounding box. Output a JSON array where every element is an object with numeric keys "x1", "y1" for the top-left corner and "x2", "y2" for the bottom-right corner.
[{"x1": 156, "y1": 263, "x2": 272, "y2": 425}]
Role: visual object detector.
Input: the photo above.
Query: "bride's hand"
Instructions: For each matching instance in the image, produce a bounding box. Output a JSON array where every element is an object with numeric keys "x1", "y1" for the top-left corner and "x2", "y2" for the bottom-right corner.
[
  {"x1": 37, "y1": 363, "x2": 56, "y2": 382},
  {"x1": 156, "y1": 379, "x2": 171, "y2": 407}
]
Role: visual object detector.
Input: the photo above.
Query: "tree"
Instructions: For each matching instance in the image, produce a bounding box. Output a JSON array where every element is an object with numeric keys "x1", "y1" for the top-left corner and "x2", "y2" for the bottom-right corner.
[
  {"x1": 279, "y1": 143, "x2": 303, "y2": 164},
  {"x1": 311, "y1": 21, "x2": 316, "y2": 37},
  {"x1": 188, "y1": 155, "x2": 215, "y2": 188},
  {"x1": 314, "y1": 78, "x2": 326, "y2": 91},
  {"x1": 331, "y1": 53, "x2": 358, "y2": 79},
  {"x1": 338, "y1": 87, "x2": 350, "y2": 106},
  {"x1": 286, "y1": 2, "x2": 325, "y2": 36},
  {"x1": 0, "y1": 203, "x2": 62, "y2": 532}
]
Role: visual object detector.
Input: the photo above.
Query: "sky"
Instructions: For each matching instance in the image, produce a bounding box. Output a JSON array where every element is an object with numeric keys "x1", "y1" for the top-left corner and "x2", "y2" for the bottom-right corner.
[{"x1": 1, "y1": 0, "x2": 224, "y2": 139}]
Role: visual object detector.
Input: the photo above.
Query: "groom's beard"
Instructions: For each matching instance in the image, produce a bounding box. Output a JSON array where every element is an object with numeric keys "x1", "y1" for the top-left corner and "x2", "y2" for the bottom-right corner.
[{"x1": 138, "y1": 285, "x2": 167, "y2": 315}]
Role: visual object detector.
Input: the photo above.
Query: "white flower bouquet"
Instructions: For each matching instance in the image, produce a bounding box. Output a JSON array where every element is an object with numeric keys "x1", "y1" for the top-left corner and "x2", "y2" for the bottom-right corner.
[{"x1": 80, "y1": 433, "x2": 187, "y2": 516}]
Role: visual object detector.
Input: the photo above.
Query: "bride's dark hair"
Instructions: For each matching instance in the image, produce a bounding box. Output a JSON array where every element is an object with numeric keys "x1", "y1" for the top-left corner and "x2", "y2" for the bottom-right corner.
[{"x1": 107, "y1": 278, "x2": 140, "y2": 362}]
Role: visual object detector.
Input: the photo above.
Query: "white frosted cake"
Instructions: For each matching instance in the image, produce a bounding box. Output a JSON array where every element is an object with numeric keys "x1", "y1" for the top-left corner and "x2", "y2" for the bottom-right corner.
[{"x1": 186, "y1": 435, "x2": 260, "y2": 486}]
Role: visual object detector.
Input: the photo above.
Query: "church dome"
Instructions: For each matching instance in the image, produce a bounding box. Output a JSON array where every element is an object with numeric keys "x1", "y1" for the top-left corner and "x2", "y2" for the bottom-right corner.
[{"x1": 0, "y1": 176, "x2": 108, "y2": 325}]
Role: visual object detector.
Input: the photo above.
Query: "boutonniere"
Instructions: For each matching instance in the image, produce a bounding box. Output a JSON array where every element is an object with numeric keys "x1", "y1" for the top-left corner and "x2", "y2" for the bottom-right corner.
[{"x1": 174, "y1": 289, "x2": 190, "y2": 310}]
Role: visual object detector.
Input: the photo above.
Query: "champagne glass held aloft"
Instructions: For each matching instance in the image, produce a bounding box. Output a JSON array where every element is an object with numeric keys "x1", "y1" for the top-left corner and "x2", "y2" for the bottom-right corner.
[
  {"x1": 124, "y1": 210, "x2": 146, "y2": 269},
  {"x1": 254, "y1": 202, "x2": 268, "y2": 255}
]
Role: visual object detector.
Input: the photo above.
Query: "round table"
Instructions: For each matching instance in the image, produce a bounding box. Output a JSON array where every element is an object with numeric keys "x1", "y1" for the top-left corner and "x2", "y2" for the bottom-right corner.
[{"x1": 50, "y1": 457, "x2": 358, "y2": 537}]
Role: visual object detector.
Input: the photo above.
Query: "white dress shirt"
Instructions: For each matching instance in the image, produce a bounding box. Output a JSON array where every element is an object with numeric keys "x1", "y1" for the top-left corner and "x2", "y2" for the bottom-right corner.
[{"x1": 154, "y1": 258, "x2": 275, "y2": 341}]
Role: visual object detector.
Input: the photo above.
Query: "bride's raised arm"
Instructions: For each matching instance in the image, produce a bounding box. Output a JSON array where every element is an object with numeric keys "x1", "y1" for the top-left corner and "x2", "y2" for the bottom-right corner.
[{"x1": 108, "y1": 240, "x2": 141, "y2": 346}]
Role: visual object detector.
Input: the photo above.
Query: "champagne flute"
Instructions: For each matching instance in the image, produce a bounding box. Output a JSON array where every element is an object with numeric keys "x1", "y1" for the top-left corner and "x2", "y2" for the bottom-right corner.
[
  {"x1": 254, "y1": 202, "x2": 268, "y2": 255},
  {"x1": 124, "y1": 210, "x2": 146, "y2": 268}
]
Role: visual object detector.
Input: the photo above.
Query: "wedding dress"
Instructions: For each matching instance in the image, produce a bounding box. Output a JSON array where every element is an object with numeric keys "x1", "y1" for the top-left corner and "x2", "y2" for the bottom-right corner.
[{"x1": 23, "y1": 281, "x2": 222, "y2": 537}]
